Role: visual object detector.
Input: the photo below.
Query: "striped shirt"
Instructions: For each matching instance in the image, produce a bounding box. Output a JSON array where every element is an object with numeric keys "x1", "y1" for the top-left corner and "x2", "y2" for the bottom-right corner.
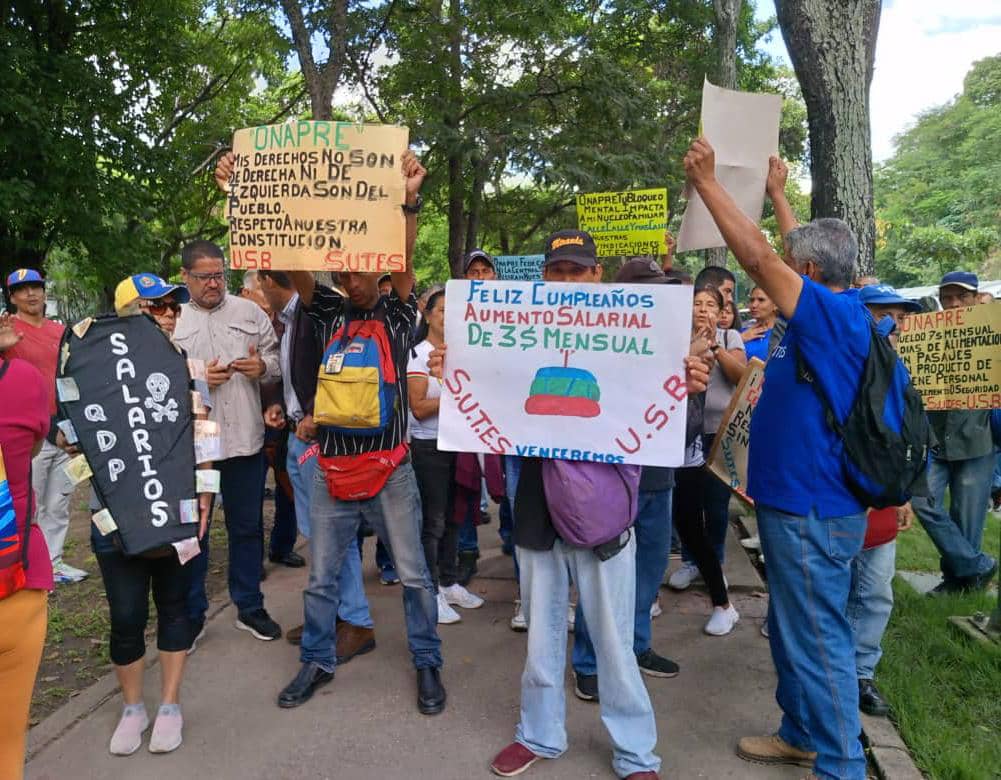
[{"x1": 306, "y1": 285, "x2": 417, "y2": 457}]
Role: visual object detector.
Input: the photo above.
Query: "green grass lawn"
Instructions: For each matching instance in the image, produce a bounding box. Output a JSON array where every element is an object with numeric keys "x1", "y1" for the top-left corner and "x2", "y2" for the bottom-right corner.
[{"x1": 896, "y1": 510, "x2": 1000, "y2": 573}]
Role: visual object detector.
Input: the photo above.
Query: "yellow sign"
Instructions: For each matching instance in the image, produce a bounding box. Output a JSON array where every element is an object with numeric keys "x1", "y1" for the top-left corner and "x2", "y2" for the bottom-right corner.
[
  {"x1": 706, "y1": 359, "x2": 765, "y2": 505},
  {"x1": 226, "y1": 121, "x2": 409, "y2": 272},
  {"x1": 576, "y1": 189, "x2": 668, "y2": 257},
  {"x1": 896, "y1": 302, "x2": 1001, "y2": 411}
]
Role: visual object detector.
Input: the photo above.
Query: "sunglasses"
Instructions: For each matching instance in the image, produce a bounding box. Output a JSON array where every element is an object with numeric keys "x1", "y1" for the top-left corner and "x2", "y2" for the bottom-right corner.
[{"x1": 144, "y1": 299, "x2": 181, "y2": 315}]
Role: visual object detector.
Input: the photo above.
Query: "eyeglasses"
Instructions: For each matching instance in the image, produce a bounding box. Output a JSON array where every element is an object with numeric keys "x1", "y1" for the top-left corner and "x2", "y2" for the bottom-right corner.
[
  {"x1": 143, "y1": 300, "x2": 181, "y2": 315},
  {"x1": 188, "y1": 271, "x2": 225, "y2": 284}
]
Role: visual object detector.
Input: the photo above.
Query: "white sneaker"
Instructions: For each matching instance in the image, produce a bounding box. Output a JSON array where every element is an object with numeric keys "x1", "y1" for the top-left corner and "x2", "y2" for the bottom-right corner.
[
  {"x1": 704, "y1": 604, "x2": 740, "y2": 636},
  {"x1": 53, "y1": 561, "x2": 88, "y2": 584},
  {"x1": 567, "y1": 603, "x2": 576, "y2": 633},
  {"x1": 441, "y1": 583, "x2": 484, "y2": 609},
  {"x1": 740, "y1": 535, "x2": 761, "y2": 550},
  {"x1": 148, "y1": 704, "x2": 183, "y2": 753},
  {"x1": 109, "y1": 703, "x2": 149, "y2": 756},
  {"x1": 510, "y1": 600, "x2": 527, "y2": 632},
  {"x1": 668, "y1": 562, "x2": 701, "y2": 590},
  {"x1": 760, "y1": 621, "x2": 770, "y2": 638},
  {"x1": 436, "y1": 591, "x2": 461, "y2": 624},
  {"x1": 650, "y1": 598, "x2": 662, "y2": 619}
]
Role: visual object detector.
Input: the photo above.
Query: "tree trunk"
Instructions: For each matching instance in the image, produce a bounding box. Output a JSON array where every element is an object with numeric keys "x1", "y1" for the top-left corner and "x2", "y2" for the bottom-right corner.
[
  {"x1": 776, "y1": 0, "x2": 881, "y2": 276},
  {"x1": 706, "y1": 0, "x2": 742, "y2": 268},
  {"x1": 279, "y1": 0, "x2": 348, "y2": 121},
  {"x1": 445, "y1": 0, "x2": 466, "y2": 278}
]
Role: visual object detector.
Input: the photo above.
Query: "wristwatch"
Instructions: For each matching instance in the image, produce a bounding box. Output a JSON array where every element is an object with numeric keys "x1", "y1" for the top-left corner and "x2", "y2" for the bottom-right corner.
[
  {"x1": 402, "y1": 194, "x2": 423, "y2": 214},
  {"x1": 709, "y1": 343, "x2": 721, "y2": 353}
]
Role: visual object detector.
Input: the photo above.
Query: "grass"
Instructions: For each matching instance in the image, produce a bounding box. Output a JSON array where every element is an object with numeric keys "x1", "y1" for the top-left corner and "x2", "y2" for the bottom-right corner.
[{"x1": 896, "y1": 510, "x2": 1000, "y2": 573}]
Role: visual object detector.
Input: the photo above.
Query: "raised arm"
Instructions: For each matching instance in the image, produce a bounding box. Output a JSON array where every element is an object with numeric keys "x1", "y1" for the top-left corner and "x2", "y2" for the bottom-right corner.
[
  {"x1": 766, "y1": 156, "x2": 799, "y2": 242},
  {"x1": 683, "y1": 138, "x2": 803, "y2": 320},
  {"x1": 396, "y1": 150, "x2": 426, "y2": 302}
]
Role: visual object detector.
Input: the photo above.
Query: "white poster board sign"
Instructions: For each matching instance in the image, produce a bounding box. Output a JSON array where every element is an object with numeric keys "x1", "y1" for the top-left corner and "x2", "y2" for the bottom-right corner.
[{"x1": 437, "y1": 280, "x2": 693, "y2": 467}]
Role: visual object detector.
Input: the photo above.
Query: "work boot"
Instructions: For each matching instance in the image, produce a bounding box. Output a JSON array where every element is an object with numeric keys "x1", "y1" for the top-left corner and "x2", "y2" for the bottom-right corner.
[
  {"x1": 336, "y1": 623, "x2": 376, "y2": 665},
  {"x1": 736, "y1": 735, "x2": 817, "y2": 768},
  {"x1": 858, "y1": 678, "x2": 890, "y2": 717}
]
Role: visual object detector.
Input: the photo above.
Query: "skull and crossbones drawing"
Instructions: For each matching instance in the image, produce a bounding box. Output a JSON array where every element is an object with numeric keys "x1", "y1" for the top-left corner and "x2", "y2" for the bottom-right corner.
[{"x1": 144, "y1": 372, "x2": 179, "y2": 423}]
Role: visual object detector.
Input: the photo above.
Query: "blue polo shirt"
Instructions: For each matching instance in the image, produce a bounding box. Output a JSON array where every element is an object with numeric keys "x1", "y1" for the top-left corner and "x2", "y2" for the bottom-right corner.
[{"x1": 747, "y1": 277, "x2": 870, "y2": 518}]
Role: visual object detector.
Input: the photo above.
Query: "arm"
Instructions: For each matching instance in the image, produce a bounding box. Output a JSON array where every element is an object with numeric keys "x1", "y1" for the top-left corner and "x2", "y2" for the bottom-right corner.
[
  {"x1": 393, "y1": 150, "x2": 426, "y2": 302},
  {"x1": 407, "y1": 374, "x2": 439, "y2": 421},
  {"x1": 684, "y1": 138, "x2": 803, "y2": 320},
  {"x1": 714, "y1": 342, "x2": 747, "y2": 385},
  {"x1": 766, "y1": 156, "x2": 799, "y2": 240},
  {"x1": 290, "y1": 271, "x2": 316, "y2": 309}
]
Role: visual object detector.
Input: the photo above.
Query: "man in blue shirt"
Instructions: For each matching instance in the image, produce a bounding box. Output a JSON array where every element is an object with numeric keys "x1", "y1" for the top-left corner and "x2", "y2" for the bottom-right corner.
[{"x1": 684, "y1": 137, "x2": 870, "y2": 780}]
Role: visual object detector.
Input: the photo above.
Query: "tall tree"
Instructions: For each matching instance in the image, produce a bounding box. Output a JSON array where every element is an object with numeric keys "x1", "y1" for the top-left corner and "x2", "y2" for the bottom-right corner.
[
  {"x1": 775, "y1": 0, "x2": 882, "y2": 274},
  {"x1": 277, "y1": 0, "x2": 347, "y2": 120}
]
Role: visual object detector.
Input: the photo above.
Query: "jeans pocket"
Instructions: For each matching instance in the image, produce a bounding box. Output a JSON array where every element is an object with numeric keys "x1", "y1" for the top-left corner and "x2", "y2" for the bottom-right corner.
[{"x1": 826, "y1": 517, "x2": 866, "y2": 564}]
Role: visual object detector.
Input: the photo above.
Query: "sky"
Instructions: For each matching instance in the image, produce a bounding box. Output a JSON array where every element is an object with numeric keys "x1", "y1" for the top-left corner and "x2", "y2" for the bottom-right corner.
[{"x1": 754, "y1": 0, "x2": 1001, "y2": 161}]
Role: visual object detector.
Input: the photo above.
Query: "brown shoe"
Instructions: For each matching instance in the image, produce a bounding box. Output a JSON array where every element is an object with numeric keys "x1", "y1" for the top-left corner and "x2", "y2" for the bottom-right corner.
[
  {"x1": 336, "y1": 623, "x2": 376, "y2": 665},
  {"x1": 736, "y1": 735, "x2": 817, "y2": 768},
  {"x1": 286, "y1": 624, "x2": 304, "y2": 645}
]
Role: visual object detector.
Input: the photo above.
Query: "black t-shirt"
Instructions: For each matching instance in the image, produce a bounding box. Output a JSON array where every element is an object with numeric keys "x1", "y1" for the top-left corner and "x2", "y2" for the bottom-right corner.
[{"x1": 513, "y1": 458, "x2": 558, "y2": 551}]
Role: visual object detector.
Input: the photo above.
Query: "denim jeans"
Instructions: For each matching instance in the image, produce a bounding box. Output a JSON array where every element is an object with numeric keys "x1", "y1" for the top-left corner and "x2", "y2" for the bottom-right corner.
[
  {"x1": 505, "y1": 456, "x2": 522, "y2": 582},
  {"x1": 186, "y1": 451, "x2": 267, "y2": 620},
  {"x1": 286, "y1": 435, "x2": 372, "y2": 628},
  {"x1": 458, "y1": 506, "x2": 480, "y2": 554},
  {"x1": 993, "y1": 452, "x2": 1001, "y2": 490},
  {"x1": 757, "y1": 505, "x2": 867, "y2": 780},
  {"x1": 301, "y1": 461, "x2": 441, "y2": 672},
  {"x1": 847, "y1": 541, "x2": 895, "y2": 680},
  {"x1": 573, "y1": 488, "x2": 673, "y2": 674},
  {"x1": 515, "y1": 535, "x2": 660, "y2": 778},
  {"x1": 912, "y1": 454, "x2": 996, "y2": 581}
]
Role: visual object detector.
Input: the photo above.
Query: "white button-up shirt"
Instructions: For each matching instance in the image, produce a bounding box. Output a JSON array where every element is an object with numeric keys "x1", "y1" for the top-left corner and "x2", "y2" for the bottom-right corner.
[{"x1": 278, "y1": 293, "x2": 305, "y2": 423}]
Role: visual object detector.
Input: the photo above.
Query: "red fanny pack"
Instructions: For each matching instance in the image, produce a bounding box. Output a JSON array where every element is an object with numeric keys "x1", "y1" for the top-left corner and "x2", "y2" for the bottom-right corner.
[{"x1": 318, "y1": 443, "x2": 409, "y2": 501}]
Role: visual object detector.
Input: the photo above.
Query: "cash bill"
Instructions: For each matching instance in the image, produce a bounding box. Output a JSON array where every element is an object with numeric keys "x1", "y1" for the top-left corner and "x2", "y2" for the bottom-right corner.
[
  {"x1": 63, "y1": 454, "x2": 93, "y2": 484},
  {"x1": 172, "y1": 537, "x2": 201, "y2": 565},
  {"x1": 56, "y1": 377, "x2": 80, "y2": 403},
  {"x1": 196, "y1": 469, "x2": 221, "y2": 494},
  {"x1": 91, "y1": 508, "x2": 117, "y2": 536}
]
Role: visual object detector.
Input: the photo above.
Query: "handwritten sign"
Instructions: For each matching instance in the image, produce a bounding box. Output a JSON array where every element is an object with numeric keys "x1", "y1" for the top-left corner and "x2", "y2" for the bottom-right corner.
[
  {"x1": 493, "y1": 254, "x2": 545, "y2": 281},
  {"x1": 225, "y1": 121, "x2": 409, "y2": 272},
  {"x1": 706, "y1": 358, "x2": 765, "y2": 505},
  {"x1": 896, "y1": 303, "x2": 1001, "y2": 411},
  {"x1": 576, "y1": 189, "x2": 668, "y2": 257},
  {"x1": 437, "y1": 280, "x2": 692, "y2": 467}
]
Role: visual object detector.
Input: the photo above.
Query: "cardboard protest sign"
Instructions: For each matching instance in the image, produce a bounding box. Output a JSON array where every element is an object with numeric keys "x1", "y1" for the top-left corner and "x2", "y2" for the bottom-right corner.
[
  {"x1": 437, "y1": 280, "x2": 692, "y2": 467},
  {"x1": 896, "y1": 303, "x2": 1001, "y2": 411},
  {"x1": 705, "y1": 358, "x2": 765, "y2": 505},
  {"x1": 493, "y1": 255, "x2": 545, "y2": 281},
  {"x1": 57, "y1": 316, "x2": 198, "y2": 556},
  {"x1": 576, "y1": 189, "x2": 668, "y2": 257},
  {"x1": 225, "y1": 121, "x2": 409, "y2": 273},
  {"x1": 677, "y1": 79, "x2": 781, "y2": 252}
]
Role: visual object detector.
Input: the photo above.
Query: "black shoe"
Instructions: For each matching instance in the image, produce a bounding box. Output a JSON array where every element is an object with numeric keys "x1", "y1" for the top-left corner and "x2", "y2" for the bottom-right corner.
[
  {"x1": 277, "y1": 662, "x2": 334, "y2": 708},
  {"x1": 417, "y1": 667, "x2": 446, "y2": 715},
  {"x1": 269, "y1": 551, "x2": 306, "y2": 568},
  {"x1": 858, "y1": 678, "x2": 889, "y2": 717},
  {"x1": 456, "y1": 550, "x2": 479, "y2": 586},
  {"x1": 479, "y1": 509, "x2": 492, "y2": 526},
  {"x1": 573, "y1": 671, "x2": 599, "y2": 702},
  {"x1": 636, "y1": 649, "x2": 680, "y2": 678},
  {"x1": 236, "y1": 608, "x2": 282, "y2": 641},
  {"x1": 929, "y1": 577, "x2": 965, "y2": 596},
  {"x1": 964, "y1": 560, "x2": 998, "y2": 592}
]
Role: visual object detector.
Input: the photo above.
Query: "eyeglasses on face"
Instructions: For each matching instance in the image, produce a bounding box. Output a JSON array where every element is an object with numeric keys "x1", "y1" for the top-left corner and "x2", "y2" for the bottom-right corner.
[{"x1": 188, "y1": 271, "x2": 225, "y2": 284}]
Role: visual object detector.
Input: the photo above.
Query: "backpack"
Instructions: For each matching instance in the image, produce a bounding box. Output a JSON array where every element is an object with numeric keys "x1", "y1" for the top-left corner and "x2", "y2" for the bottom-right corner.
[
  {"x1": 314, "y1": 308, "x2": 398, "y2": 436},
  {"x1": 799, "y1": 316, "x2": 932, "y2": 509},
  {"x1": 541, "y1": 460, "x2": 641, "y2": 548},
  {"x1": 0, "y1": 360, "x2": 32, "y2": 600}
]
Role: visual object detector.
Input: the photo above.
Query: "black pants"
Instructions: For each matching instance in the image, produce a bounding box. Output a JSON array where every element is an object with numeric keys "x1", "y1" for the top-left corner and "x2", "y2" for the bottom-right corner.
[
  {"x1": 97, "y1": 549, "x2": 192, "y2": 666},
  {"x1": 411, "y1": 437, "x2": 458, "y2": 588},
  {"x1": 672, "y1": 466, "x2": 729, "y2": 607}
]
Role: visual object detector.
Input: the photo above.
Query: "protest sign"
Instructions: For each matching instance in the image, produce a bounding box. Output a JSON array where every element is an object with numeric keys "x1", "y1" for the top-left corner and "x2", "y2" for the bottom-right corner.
[
  {"x1": 493, "y1": 254, "x2": 545, "y2": 281},
  {"x1": 896, "y1": 303, "x2": 1001, "y2": 411},
  {"x1": 576, "y1": 189, "x2": 668, "y2": 257},
  {"x1": 705, "y1": 358, "x2": 765, "y2": 505},
  {"x1": 225, "y1": 121, "x2": 409, "y2": 273},
  {"x1": 677, "y1": 79, "x2": 781, "y2": 252},
  {"x1": 57, "y1": 316, "x2": 198, "y2": 556},
  {"x1": 437, "y1": 279, "x2": 692, "y2": 467}
]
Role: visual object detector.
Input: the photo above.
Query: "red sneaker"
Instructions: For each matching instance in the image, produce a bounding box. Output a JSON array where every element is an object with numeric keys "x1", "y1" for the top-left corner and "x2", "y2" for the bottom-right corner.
[{"x1": 490, "y1": 742, "x2": 540, "y2": 777}]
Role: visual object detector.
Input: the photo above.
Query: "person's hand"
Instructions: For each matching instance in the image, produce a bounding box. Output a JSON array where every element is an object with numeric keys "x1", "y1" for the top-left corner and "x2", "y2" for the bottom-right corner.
[
  {"x1": 663, "y1": 231, "x2": 676, "y2": 263},
  {"x1": 741, "y1": 322, "x2": 768, "y2": 342},
  {"x1": 402, "y1": 150, "x2": 426, "y2": 205},
  {"x1": 55, "y1": 428, "x2": 80, "y2": 456},
  {"x1": 214, "y1": 151, "x2": 236, "y2": 193},
  {"x1": 427, "y1": 344, "x2": 447, "y2": 380},
  {"x1": 264, "y1": 404, "x2": 285, "y2": 429},
  {"x1": 295, "y1": 414, "x2": 318, "y2": 443},
  {"x1": 896, "y1": 503, "x2": 914, "y2": 532},
  {"x1": 230, "y1": 345, "x2": 266, "y2": 379},
  {"x1": 198, "y1": 492, "x2": 212, "y2": 540},
  {"x1": 0, "y1": 313, "x2": 23, "y2": 352},
  {"x1": 766, "y1": 155, "x2": 789, "y2": 199},
  {"x1": 683, "y1": 137, "x2": 716, "y2": 190},
  {"x1": 206, "y1": 358, "x2": 233, "y2": 388},
  {"x1": 684, "y1": 355, "x2": 710, "y2": 394}
]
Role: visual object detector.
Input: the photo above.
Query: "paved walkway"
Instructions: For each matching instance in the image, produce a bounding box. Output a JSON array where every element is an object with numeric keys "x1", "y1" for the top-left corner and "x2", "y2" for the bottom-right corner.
[{"x1": 27, "y1": 528, "x2": 803, "y2": 780}]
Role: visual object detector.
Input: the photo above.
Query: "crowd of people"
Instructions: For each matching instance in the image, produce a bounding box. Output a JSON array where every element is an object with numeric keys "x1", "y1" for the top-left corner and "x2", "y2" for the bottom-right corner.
[{"x1": 0, "y1": 139, "x2": 998, "y2": 780}]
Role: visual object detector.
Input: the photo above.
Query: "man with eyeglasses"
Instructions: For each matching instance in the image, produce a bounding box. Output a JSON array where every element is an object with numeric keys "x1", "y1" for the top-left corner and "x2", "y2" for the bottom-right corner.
[{"x1": 174, "y1": 241, "x2": 283, "y2": 645}]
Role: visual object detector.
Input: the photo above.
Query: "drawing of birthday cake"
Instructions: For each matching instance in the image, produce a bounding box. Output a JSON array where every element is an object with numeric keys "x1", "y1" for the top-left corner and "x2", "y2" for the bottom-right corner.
[{"x1": 524, "y1": 366, "x2": 601, "y2": 418}]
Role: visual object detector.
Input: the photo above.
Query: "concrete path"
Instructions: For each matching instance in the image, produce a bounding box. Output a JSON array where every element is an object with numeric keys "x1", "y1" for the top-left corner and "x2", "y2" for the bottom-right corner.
[{"x1": 27, "y1": 529, "x2": 802, "y2": 780}]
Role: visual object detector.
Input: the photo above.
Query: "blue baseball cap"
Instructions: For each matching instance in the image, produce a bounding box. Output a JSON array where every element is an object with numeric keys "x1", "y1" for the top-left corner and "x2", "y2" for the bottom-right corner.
[
  {"x1": 939, "y1": 270, "x2": 978, "y2": 292},
  {"x1": 858, "y1": 284, "x2": 922, "y2": 313},
  {"x1": 6, "y1": 268, "x2": 45, "y2": 289},
  {"x1": 114, "y1": 273, "x2": 190, "y2": 313}
]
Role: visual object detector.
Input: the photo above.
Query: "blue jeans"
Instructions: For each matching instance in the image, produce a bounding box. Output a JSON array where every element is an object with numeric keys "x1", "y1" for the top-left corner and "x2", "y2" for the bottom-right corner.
[
  {"x1": 993, "y1": 452, "x2": 1001, "y2": 490},
  {"x1": 186, "y1": 451, "x2": 267, "y2": 621},
  {"x1": 515, "y1": 535, "x2": 659, "y2": 777},
  {"x1": 847, "y1": 541, "x2": 895, "y2": 680},
  {"x1": 757, "y1": 505, "x2": 867, "y2": 780},
  {"x1": 458, "y1": 506, "x2": 480, "y2": 554},
  {"x1": 286, "y1": 435, "x2": 372, "y2": 628},
  {"x1": 301, "y1": 461, "x2": 441, "y2": 672},
  {"x1": 573, "y1": 488, "x2": 673, "y2": 674},
  {"x1": 505, "y1": 456, "x2": 522, "y2": 582},
  {"x1": 912, "y1": 454, "x2": 996, "y2": 581}
]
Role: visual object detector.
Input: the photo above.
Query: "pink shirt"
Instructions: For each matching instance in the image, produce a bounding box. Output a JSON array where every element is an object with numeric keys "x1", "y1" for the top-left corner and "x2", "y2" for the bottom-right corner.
[
  {"x1": 6, "y1": 316, "x2": 65, "y2": 416},
  {"x1": 0, "y1": 358, "x2": 53, "y2": 590}
]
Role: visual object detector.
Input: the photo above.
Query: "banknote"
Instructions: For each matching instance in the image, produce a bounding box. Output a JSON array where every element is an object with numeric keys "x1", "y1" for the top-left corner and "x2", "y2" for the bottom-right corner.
[
  {"x1": 56, "y1": 419, "x2": 79, "y2": 444},
  {"x1": 56, "y1": 377, "x2": 80, "y2": 402},
  {"x1": 179, "y1": 498, "x2": 199, "y2": 524},
  {"x1": 196, "y1": 469, "x2": 220, "y2": 494},
  {"x1": 91, "y1": 509, "x2": 117, "y2": 536},
  {"x1": 63, "y1": 454, "x2": 93, "y2": 484},
  {"x1": 72, "y1": 317, "x2": 93, "y2": 339},
  {"x1": 172, "y1": 537, "x2": 201, "y2": 565}
]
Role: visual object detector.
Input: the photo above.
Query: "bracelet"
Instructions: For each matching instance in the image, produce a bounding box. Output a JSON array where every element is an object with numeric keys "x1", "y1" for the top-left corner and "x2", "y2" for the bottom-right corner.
[{"x1": 401, "y1": 194, "x2": 423, "y2": 214}]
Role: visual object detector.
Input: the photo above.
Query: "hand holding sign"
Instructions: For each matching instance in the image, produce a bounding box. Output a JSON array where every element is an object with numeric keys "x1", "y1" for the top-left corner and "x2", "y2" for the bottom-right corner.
[{"x1": 402, "y1": 150, "x2": 426, "y2": 205}]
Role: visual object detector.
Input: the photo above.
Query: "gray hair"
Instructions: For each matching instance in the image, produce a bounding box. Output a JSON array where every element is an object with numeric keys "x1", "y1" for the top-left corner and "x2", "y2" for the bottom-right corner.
[
  {"x1": 242, "y1": 270, "x2": 259, "y2": 289},
  {"x1": 785, "y1": 218, "x2": 858, "y2": 289}
]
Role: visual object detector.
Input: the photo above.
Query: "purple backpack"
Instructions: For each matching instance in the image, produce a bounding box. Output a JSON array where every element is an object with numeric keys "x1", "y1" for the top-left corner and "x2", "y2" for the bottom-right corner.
[{"x1": 541, "y1": 460, "x2": 641, "y2": 548}]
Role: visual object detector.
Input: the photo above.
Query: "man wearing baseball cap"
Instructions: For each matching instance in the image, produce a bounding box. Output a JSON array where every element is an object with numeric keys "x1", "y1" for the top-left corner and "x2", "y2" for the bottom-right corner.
[
  {"x1": 912, "y1": 271, "x2": 998, "y2": 594},
  {"x1": 114, "y1": 273, "x2": 190, "y2": 316},
  {"x1": 4, "y1": 269, "x2": 88, "y2": 584},
  {"x1": 462, "y1": 248, "x2": 496, "y2": 280}
]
